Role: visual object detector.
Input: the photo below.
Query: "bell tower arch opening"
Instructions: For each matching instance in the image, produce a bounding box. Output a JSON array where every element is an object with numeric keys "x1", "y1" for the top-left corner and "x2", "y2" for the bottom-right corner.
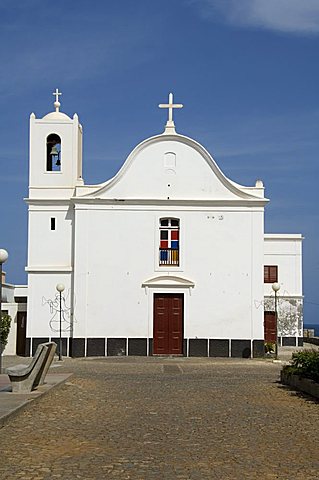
[{"x1": 46, "y1": 133, "x2": 61, "y2": 172}]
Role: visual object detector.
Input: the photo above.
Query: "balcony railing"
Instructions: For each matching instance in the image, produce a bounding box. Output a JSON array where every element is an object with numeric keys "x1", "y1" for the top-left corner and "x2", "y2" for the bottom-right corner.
[{"x1": 159, "y1": 248, "x2": 179, "y2": 266}]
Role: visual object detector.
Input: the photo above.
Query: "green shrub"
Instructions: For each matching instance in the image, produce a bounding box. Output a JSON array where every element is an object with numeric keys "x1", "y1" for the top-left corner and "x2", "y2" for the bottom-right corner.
[
  {"x1": 285, "y1": 350, "x2": 319, "y2": 382},
  {"x1": 0, "y1": 312, "x2": 11, "y2": 348},
  {"x1": 264, "y1": 342, "x2": 275, "y2": 354}
]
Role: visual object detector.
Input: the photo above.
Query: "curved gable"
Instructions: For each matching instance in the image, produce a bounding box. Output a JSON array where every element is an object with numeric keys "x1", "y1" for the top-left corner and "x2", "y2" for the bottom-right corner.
[{"x1": 79, "y1": 133, "x2": 265, "y2": 202}]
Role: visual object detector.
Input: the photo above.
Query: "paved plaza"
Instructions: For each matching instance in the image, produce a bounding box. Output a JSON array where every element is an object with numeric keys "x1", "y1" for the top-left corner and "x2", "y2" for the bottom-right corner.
[{"x1": 0, "y1": 356, "x2": 318, "y2": 479}]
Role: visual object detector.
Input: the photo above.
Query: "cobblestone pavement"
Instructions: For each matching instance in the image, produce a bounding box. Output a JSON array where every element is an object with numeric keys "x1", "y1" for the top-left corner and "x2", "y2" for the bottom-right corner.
[{"x1": 0, "y1": 357, "x2": 318, "y2": 479}]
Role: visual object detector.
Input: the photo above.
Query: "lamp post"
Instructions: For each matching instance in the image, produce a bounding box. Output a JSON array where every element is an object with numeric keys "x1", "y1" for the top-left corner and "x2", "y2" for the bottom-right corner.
[
  {"x1": 272, "y1": 282, "x2": 280, "y2": 360},
  {"x1": 56, "y1": 283, "x2": 65, "y2": 361},
  {"x1": 0, "y1": 249, "x2": 9, "y2": 373}
]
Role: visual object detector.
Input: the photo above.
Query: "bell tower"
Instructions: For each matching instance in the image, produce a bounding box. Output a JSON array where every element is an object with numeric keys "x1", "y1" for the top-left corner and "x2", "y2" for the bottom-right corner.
[
  {"x1": 26, "y1": 90, "x2": 83, "y2": 350},
  {"x1": 28, "y1": 89, "x2": 83, "y2": 199}
]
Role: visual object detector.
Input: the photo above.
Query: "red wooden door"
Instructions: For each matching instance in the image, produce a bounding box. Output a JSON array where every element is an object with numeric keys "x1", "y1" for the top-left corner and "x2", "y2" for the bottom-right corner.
[
  {"x1": 264, "y1": 311, "x2": 277, "y2": 343},
  {"x1": 153, "y1": 294, "x2": 183, "y2": 355}
]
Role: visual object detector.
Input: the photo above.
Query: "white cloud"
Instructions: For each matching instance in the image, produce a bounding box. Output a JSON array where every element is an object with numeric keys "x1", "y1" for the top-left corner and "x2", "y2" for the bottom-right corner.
[{"x1": 189, "y1": 0, "x2": 319, "y2": 34}]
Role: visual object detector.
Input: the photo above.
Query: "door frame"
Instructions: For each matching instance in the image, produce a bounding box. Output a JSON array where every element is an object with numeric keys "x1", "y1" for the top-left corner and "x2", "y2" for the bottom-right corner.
[
  {"x1": 153, "y1": 292, "x2": 184, "y2": 355},
  {"x1": 142, "y1": 275, "x2": 194, "y2": 356}
]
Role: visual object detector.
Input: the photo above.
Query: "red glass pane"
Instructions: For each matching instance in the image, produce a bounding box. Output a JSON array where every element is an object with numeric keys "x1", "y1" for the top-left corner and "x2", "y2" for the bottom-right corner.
[
  {"x1": 160, "y1": 240, "x2": 168, "y2": 249},
  {"x1": 171, "y1": 230, "x2": 179, "y2": 240}
]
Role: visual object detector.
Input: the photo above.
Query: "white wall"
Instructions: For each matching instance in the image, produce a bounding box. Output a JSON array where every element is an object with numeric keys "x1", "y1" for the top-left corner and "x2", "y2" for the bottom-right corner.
[
  {"x1": 82, "y1": 134, "x2": 264, "y2": 202},
  {"x1": 27, "y1": 205, "x2": 73, "y2": 269},
  {"x1": 2, "y1": 285, "x2": 27, "y2": 355},
  {"x1": 29, "y1": 113, "x2": 82, "y2": 195},
  {"x1": 71, "y1": 205, "x2": 264, "y2": 341},
  {"x1": 26, "y1": 123, "x2": 267, "y2": 344},
  {"x1": 27, "y1": 272, "x2": 72, "y2": 338},
  {"x1": 263, "y1": 234, "x2": 303, "y2": 338},
  {"x1": 264, "y1": 234, "x2": 303, "y2": 297}
]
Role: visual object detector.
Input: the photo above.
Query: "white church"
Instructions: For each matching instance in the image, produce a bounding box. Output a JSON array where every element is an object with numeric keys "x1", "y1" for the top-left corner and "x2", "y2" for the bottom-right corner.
[{"x1": 4, "y1": 91, "x2": 303, "y2": 358}]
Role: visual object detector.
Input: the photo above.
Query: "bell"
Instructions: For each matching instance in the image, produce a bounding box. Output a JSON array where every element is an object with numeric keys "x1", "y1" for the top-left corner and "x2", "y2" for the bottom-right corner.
[{"x1": 50, "y1": 145, "x2": 59, "y2": 156}]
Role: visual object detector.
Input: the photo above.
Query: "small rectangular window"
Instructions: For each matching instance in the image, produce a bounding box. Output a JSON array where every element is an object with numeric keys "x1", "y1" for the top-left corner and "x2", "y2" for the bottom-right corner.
[
  {"x1": 264, "y1": 265, "x2": 278, "y2": 283},
  {"x1": 51, "y1": 218, "x2": 56, "y2": 230}
]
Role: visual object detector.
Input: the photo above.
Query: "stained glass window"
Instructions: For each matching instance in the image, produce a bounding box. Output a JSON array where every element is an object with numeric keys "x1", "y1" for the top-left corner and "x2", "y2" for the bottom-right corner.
[{"x1": 159, "y1": 218, "x2": 180, "y2": 266}]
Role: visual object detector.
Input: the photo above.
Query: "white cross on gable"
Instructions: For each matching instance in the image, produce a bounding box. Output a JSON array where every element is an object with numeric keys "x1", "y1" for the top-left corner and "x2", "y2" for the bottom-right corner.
[
  {"x1": 159, "y1": 93, "x2": 183, "y2": 127},
  {"x1": 53, "y1": 88, "x2": 62, "y2": 112}
]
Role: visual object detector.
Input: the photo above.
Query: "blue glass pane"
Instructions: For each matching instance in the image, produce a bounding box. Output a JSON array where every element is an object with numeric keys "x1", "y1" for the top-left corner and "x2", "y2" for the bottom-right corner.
[
  {"x1": 160, "y1": 250, "x2": 168, "y2": 261},
  {"x1": 171, "y1": 241, "x2": 179, "y2": 249}
]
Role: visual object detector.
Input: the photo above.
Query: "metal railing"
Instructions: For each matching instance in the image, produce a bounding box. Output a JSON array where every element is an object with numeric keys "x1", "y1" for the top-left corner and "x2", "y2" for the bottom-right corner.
[{"x1": 159, "y1": 248, "x2": 179, "y2": 266}]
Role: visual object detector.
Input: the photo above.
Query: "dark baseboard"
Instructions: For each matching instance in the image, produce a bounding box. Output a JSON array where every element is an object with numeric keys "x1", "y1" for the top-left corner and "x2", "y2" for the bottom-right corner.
[{"x1": 25, "y1": 336, "x2": 276, "y2": 358}]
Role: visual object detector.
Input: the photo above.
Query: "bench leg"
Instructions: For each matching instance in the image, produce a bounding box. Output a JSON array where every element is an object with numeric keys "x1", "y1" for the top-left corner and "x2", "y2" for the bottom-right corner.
[{"x1": 9, "y1": 376, "x2": 34, "y2": 393}]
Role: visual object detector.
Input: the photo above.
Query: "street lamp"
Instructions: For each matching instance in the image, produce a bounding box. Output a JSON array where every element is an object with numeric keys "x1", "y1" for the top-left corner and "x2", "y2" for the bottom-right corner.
[
  {"x1": 56, "y1": 283, "x2": 65, "y2": 361},
  {"x1": 272, "y1": 282, "x2": 280, "y2": 360},
  {"x1": 0, "y1": 249, "x2": 9, "y2": 373}
]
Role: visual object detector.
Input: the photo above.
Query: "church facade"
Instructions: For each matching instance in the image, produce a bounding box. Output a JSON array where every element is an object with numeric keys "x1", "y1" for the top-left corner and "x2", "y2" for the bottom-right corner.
[{"x1": 24, "y1": 92, "x2": 303, "y2": 358}]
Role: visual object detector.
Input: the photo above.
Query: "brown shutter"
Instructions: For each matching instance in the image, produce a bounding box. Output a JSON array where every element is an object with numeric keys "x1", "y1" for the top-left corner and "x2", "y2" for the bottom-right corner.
[
  {"x1": 264, "y1": 265, "x2": 278, "y2": 283},
  {"x1": 269, "y1": 266, "x2": 278, "y2": 283},
  {"x1": 264, "y1": 266, "x2": 269, "y2": 283}
]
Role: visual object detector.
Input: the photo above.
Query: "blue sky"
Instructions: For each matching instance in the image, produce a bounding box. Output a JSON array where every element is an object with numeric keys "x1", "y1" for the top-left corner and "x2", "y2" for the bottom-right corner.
[{"x1": 0, "y1": 0, "x2": 318, "y2": 323}]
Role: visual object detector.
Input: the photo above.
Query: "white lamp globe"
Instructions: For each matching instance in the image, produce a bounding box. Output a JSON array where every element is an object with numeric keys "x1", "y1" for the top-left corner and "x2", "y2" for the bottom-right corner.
[
  {"x1": 272, "y1": 282, "x2": 280, "y2": 293},
  {"x1": 56, "y1": 283, "x2": 65, "y2": 293},
  {"x1": 0, "y1": 249, "x2": 8, "y2": 264}
]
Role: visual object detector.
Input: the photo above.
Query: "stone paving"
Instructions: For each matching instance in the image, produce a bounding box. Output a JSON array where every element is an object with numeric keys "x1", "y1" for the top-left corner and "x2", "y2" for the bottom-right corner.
[
  {"x1": 0, "y1": 356, "x2": 318, "y2": 479},
  {"x1": 0, "y1": 372, "x2": 72, "y2": 427}
]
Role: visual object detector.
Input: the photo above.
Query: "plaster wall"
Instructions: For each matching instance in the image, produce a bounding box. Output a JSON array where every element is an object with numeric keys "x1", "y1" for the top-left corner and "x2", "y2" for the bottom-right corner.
[
  {"x1": 3, "y1": 303, "x2": 28, "y2": 355},
  {"x1": 27, "y1": 206, "x2": 73, "y2": 268},
  {"x1": 264, "y1": 235, "x2": 303, "y2": 296},
  {"x1": 87, "y1": 136, "x2": 262, "y2": 202},
  {"x1": 26, "y1": 272, "x2": 72, "y2": 338},
  {"x1": 71, "y1": 205, "x2": 264, "y2": 340},
  {"x1": 29, "y1": 114, "x2": 82, "y2": 196}
]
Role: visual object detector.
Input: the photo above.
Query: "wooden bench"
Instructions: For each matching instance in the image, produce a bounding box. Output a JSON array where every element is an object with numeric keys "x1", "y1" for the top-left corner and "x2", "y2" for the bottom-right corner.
[{"x1": 6, "y1": 342, "x2": 57, "y2": 393}]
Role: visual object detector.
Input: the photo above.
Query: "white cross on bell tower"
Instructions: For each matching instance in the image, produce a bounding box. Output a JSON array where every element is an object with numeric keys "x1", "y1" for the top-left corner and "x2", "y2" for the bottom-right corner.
[
  {"x1": 53, "y1": 88, "x2": 62, "y2": 113},
  {"x1": 159, "y1": 93, "x2": 183, "y2": 134}
]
